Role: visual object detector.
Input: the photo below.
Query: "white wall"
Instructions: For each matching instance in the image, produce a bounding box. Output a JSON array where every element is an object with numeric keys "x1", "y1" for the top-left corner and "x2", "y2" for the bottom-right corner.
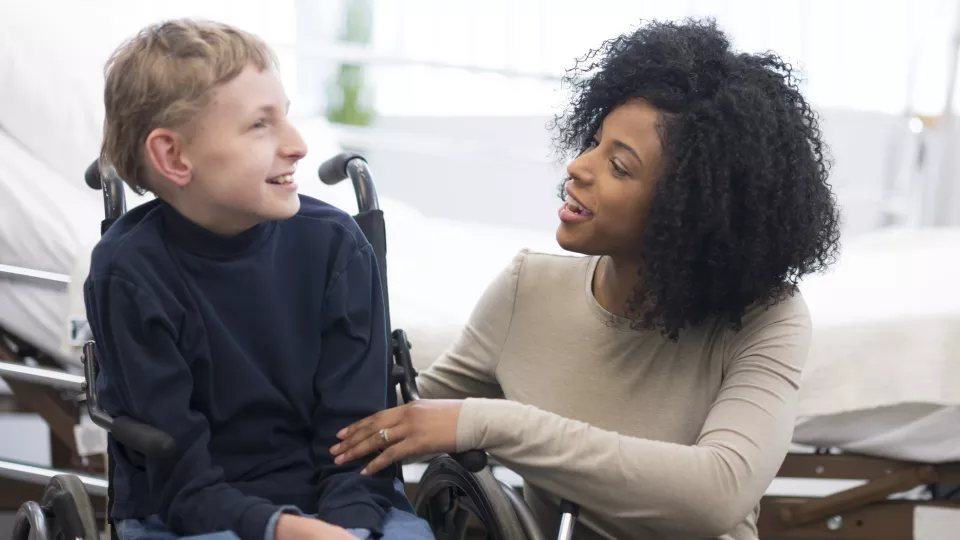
[{"x1": 350, "y1": 107, "x2": 921, "y2": 237}]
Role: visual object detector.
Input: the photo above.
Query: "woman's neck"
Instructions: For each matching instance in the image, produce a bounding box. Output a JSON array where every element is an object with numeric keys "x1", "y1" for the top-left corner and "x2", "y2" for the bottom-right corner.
[{"x1": 592, "y1": 255, "x2": 641, "y2": 317}]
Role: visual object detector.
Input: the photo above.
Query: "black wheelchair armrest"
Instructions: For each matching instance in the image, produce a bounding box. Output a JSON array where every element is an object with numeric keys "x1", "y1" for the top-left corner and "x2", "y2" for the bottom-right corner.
[
  {"x1": 110, "y1": 416, "x2": 177, "y2": 459},
  {"x1": 81, "y1": 342, "x2": 177, "y2": 460},
  {"x1": 451, "y1": 450, "x2": 488, "y2": 473}
]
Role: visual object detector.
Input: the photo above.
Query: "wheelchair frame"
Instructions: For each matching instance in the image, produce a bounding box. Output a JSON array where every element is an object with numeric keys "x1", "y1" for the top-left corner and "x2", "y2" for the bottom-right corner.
[{"x1": 11, "y1": 152, "x2": 581, "y2": 540}]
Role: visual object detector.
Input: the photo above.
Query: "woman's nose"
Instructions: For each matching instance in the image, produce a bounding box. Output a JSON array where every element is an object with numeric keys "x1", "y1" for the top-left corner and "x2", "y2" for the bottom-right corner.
[{"x1": 566, "y1": 153, "x2": 595, "y2": 185}]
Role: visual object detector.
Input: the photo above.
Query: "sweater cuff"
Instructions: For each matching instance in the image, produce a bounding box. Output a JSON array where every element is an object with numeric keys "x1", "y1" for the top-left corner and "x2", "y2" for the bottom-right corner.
[
  {"x1": 321, "y1": 504, "x2": 385, "y2": 537},
  {"x1": 456, "y1": 398, "x2": 520, "y2": 453},
  {"x1": 264, "y1": 506, "x2": 304, "y2": 540},
  {"x1": 237, "y1": 503, "x2": 284, "y2": 540}
]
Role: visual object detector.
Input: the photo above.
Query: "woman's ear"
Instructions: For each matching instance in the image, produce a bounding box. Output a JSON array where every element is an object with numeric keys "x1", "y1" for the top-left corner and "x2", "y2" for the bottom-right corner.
[{"x1": 144, "y1": 128, "x2": 192, "y2": 188}]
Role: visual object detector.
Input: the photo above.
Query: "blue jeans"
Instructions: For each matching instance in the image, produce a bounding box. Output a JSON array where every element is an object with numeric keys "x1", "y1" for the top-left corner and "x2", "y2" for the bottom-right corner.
[{"x1": 117, "y1": 480, "x2": 434, "y2": 540}]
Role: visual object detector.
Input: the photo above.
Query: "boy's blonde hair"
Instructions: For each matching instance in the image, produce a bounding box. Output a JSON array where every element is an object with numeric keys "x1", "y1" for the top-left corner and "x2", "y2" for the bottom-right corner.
[{"x1": 101, "y1": 19, "x2": 278, "y2": 194}]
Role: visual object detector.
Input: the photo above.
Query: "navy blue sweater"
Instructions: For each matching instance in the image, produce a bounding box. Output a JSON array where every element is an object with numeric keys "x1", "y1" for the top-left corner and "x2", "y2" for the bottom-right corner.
[{"x1": 83, "y1": 196, "x2": 399, "y2": 540}]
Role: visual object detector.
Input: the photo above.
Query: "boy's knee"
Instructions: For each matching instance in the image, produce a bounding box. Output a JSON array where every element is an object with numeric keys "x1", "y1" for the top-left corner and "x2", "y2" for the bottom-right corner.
[{"x1": 379, "y1": 508, "x2": 435, "y2": 540}]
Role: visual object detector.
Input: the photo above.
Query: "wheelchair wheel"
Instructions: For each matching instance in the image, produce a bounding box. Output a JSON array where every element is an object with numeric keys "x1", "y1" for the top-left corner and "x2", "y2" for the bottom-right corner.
[
  {"x1": 414, "y1": 455, "x2": 528, "y2": 540},
  {"x1": 40, "y1": 475, "x2": 100, "y2": 540},
  {"x1": 12, "y1": 501, "x2": 49, "y2": 540}
]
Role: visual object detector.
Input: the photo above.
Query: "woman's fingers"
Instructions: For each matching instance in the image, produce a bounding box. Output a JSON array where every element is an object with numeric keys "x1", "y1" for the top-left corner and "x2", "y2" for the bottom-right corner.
[
  {"x1": 361, "y1": 438, "x2": 419, "y2": 476},
  {"x1": 337, "y1": 408, "x2": 393, "y2": 440},
  {"x1": 334, "y1": 422, "x2": 410, "y2": 465},
  {"x1": 333, "y1": 414, "x2": 399, "y2": 456}
]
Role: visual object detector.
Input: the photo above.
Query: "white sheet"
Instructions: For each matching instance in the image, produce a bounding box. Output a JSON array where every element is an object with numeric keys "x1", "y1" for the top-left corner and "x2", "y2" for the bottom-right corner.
[
  {"x1": 793, "y1": 227, "x2": 960, "y2": 462},
  {"x1": 0, "y1": 129, "x2": 103, "y2": 365}
]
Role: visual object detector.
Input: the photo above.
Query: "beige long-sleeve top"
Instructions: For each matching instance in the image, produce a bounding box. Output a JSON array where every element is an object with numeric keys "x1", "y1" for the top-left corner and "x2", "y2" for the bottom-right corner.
[{"x1": 415, "y1": 249, "x2": 811, "y2": 540}]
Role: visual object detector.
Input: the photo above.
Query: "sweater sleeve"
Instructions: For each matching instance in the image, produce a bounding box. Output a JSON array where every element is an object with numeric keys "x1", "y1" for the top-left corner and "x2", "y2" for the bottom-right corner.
[
  {"x1": 414, "y1": 251, "x2": 525, "y2": 401},
  {"x1": 84, "y1": 274, "x2": 285, "y2": 540},
  {"x1": 312, "y1": 243, "x2": 396, "y2": 535},
  {"x1": 454, "y1": 298, "x2": 812, "y2": 538}
]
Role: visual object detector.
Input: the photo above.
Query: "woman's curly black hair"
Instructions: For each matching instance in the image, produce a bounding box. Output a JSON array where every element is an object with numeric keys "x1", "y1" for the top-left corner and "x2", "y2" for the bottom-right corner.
[{"x1": 551, "y1": 18, "x2": 842, "y2": 340}]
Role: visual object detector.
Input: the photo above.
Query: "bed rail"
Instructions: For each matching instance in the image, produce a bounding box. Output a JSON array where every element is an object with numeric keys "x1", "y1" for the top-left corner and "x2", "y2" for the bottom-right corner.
[
  {"x1": 0, "y1": 360, "x2": 84, "y2": 392},
  {"x1": 0, "y1": 264, "x2": 71, "y2": 287},
  {"x1": 0, "y1": 458, "x2": 107, "y2": 497}
]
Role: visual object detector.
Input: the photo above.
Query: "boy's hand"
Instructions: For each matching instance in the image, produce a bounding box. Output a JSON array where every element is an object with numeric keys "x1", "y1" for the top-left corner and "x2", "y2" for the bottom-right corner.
[
  {"x1": 275, "y1": 514, "x2": 358, "y2": 540},
  {"x1": 330, "y1": 399, "x2": 462, "y2": 476}
]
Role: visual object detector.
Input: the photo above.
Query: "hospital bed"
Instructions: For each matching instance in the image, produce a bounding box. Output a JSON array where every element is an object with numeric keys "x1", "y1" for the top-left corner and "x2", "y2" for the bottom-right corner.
[{"x1": 757, "y1": 227, "x2": 960, "y2": 539}]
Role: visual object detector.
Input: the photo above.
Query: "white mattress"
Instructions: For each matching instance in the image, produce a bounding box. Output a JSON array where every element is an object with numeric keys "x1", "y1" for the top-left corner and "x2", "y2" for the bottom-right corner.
[
  {"x1": 3, "y1": 122, "x2": 960, "y2": 463},
  {"x1": 0, "y1": 129, "x2": 104, "y2": 366},
  {"x1": 793, "y1": 227, "x2": 960, "y2": 463}
]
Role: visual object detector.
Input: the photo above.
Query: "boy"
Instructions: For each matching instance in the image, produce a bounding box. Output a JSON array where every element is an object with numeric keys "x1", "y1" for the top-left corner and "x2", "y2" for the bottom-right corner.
[{"x1": 84, "y1": 19, "x2": 434, "y2": 540}]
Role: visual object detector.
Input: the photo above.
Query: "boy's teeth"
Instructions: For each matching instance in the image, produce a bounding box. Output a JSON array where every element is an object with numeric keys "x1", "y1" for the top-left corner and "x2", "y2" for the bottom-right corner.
[{"x1": 268, "y1": 175, "x2": 292, "y2": 185}]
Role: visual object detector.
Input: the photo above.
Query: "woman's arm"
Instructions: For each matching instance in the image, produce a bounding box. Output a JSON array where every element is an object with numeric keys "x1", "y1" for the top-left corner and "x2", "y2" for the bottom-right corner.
[
  {"x1": 412, "y1": 251, "x2": 526, "y2": 400},
  {"x1": 456, "y1": 301, "x2": 811, "y2": 537}
]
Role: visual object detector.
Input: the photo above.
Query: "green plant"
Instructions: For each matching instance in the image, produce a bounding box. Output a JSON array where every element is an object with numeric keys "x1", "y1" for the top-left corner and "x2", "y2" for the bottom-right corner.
[{"x1": 326, "y1": 0, "x2": 374, "y2": 126}]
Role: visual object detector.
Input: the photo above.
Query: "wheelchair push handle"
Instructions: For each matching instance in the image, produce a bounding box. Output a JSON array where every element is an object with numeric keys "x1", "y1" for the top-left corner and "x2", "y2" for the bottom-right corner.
[
  {"x1": 84, "y1": 160, "x2": 102, "y2": 190},
  {"x1": 317, "y1": 152, "x2": 379, "y2": 213},
  {"x1": 84, "y1": 159, "x2": 127, "y2": 230}
]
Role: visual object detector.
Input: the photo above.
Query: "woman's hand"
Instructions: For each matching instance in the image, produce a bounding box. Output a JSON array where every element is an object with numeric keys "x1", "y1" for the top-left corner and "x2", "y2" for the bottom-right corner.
[{"x1": 330, "y1": 399, "x2": 463, "y2": 476}]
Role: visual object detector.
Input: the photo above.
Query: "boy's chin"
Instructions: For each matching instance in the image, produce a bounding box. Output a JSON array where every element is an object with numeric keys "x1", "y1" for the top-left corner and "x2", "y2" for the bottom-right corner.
[{"x1": 263, "y1": 196, "x2": 301, "y2": 221}]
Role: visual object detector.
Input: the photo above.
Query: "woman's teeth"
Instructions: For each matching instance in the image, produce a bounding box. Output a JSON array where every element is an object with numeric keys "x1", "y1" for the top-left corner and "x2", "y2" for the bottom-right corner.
[
  {"x1": 267, "y1": 174, "x2": 293, "y2": 185},
  {"x1": 565, "y1": 195, "x2": 590, "y2": 215}
]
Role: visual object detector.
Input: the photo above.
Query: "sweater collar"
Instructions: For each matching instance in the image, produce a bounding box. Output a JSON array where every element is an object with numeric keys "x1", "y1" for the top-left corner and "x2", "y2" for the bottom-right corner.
[{"x1": 159, "y1": 202, "x2": 275, "y2": 259}]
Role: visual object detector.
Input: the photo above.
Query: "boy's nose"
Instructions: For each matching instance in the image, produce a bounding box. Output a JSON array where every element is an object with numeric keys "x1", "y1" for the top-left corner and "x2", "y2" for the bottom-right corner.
[{"x1": 282, "y1": 124, "x2": 308, "y2": 161}]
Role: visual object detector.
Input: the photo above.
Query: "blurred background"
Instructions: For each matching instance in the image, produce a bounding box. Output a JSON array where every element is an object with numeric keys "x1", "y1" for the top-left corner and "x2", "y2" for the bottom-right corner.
[{"x1": 2, "y1": 1, "x2": 960, "y2": 539}]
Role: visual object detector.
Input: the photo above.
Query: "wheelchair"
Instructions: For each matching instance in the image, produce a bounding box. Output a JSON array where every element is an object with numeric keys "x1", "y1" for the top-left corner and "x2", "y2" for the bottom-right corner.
[{"x1": 12, "y1": 152, "x2": 581, "y2": 540}]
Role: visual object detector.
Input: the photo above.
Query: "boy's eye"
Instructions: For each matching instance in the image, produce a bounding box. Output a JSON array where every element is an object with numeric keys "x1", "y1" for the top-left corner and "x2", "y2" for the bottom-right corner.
[{"x1": 251, "y1": 119, "x2": 267, "y2": 129}]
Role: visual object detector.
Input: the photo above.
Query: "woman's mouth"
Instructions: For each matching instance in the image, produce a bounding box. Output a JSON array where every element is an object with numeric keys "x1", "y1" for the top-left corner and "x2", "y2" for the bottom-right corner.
[
  {"x1": 559, "y1": 194, "x2": 594, "y2": 224},
  {"x1": 564, "y1": 194, "x2": 593, "y2": 216}
]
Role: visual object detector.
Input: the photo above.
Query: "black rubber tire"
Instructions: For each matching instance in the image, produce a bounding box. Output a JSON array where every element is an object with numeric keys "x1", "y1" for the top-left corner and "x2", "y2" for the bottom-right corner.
[
  {"x1": 12, "y1": 501, "x2": 48, "y2": 540},
  {"x1": 497, "y1": 480, "x2": 548, "y2": 540},
  {"x1": 414, "y1": 455, "x2": 528, "y2": 540},
  {"x1": 40, "y1": 475, "x2": 100, "y2": 540}
]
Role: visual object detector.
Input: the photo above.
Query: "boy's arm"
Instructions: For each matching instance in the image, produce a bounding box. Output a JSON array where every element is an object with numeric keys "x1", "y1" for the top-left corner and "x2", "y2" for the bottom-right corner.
[
  {"x1": 312, "y1": 242, "x2": 397, "y2": 536},
  {"x1": 85, "y1": 273, "x2": 294, "y2": 540}
]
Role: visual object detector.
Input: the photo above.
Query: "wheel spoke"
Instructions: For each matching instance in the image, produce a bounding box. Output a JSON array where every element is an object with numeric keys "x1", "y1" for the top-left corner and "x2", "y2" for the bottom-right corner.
[
  {"x1": 450, "y1": 504, "x2": 470, "y2": 540},
  {"x1": 414, "y1": 456, "x2": 529, "y2": 539}
]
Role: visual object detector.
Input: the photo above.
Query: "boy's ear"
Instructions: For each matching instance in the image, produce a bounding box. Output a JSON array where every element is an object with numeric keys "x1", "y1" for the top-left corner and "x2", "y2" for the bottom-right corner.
[{"x1": 144, "y1": 128, "x2": 192, "y2": 188}]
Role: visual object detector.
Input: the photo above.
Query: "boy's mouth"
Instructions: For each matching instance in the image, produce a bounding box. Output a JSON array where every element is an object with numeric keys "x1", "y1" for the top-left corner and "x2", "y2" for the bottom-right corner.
[{"x1": 266, "y1": 174, "x2": 294, "y2": 185}]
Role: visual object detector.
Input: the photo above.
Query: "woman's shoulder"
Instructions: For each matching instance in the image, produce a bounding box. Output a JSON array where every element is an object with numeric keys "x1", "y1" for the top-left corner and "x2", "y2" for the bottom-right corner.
[
  {"x1": 506, "y1": 247, "x2": 596, "y2": 292},
  {"x1": 720, "y1": 288, "x2": 813, "y2": 366},
  {"x1": 740, "y1": 288, "x2": 812, "y2": 331}
]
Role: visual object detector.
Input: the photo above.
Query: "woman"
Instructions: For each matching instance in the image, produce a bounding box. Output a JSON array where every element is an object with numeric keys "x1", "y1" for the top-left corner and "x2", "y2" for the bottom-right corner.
[{"x1": 330, "y1": 18, "x2": 841, "y2": 540}]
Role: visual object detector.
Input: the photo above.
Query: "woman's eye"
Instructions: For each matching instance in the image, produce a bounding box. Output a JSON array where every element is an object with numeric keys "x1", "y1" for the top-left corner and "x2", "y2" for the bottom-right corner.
[{"x1": 611, "y1": 160, "x2": 627, "y2": 177}]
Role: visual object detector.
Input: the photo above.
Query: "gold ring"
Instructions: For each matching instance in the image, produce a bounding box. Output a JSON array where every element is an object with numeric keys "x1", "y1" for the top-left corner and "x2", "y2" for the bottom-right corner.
[{"x1": 379, "y1": 428, "x2": 389, "y2": 444}]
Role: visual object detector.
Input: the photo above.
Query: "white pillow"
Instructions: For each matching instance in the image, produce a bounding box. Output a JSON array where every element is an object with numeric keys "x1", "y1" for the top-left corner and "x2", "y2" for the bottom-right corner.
[
  {"x1": 0, "y1": 2, "x2": 356, "y2": 210},
  {"x1": 0, "y1": 2, "x2": 131, "y2": 186}
]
